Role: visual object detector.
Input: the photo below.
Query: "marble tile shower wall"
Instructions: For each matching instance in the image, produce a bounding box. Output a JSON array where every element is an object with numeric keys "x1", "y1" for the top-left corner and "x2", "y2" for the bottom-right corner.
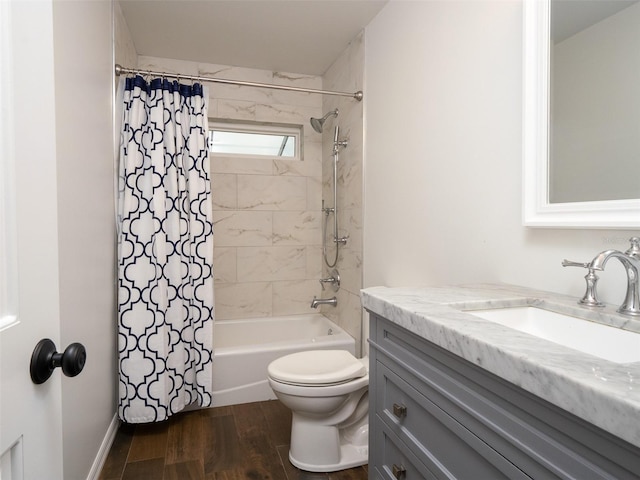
[
  {"x1": 318, "y1": 33, "x2": 365, "y2": 350},
  {"x1": 138, "y1": 56, "x2": 324, "y2": 320}
]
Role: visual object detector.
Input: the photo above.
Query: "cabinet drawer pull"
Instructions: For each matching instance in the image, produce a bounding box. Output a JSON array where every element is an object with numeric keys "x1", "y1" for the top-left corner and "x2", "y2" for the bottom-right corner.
[
  {"x1": 392, "y1": 464, "x2": 407, "y2": 479},
  {"x1": 393, "y1": 403, "x2": 407, "y2": 418}
]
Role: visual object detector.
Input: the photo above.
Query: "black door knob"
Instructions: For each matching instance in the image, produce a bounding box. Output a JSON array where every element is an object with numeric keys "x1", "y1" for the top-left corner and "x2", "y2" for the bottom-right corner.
[{"x1": 30, "y1": 339, "x2": 87, "y2": 384}]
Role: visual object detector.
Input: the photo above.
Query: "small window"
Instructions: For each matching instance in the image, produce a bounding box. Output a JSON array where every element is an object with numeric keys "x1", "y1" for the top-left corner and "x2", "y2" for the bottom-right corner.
[{"x1": 209, "y1": 121, "x2": 301, "y2": 160}]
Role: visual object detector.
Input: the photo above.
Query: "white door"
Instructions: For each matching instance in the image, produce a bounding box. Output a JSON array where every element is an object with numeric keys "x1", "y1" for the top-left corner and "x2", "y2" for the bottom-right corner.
[{"x1": 0, "y1": 1, "x2": 64, "y2": 479}]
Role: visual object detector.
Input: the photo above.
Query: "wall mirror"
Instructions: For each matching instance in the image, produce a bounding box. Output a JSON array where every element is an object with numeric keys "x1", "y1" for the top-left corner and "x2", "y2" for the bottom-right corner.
[{"x1": 522, "y1": 0, "x2": 640, "y2": 228}]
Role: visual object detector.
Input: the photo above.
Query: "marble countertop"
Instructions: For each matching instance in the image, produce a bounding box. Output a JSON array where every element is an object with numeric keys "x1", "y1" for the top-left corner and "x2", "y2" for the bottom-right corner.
[{"x1": 361, "y1": 283, "x2": 640, "y2": 449}]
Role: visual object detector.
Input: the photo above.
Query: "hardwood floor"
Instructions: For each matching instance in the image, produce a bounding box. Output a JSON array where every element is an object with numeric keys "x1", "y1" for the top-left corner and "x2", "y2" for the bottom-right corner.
[{"x1": 98, "y1": 400, "x2": 369, "y2": 480}]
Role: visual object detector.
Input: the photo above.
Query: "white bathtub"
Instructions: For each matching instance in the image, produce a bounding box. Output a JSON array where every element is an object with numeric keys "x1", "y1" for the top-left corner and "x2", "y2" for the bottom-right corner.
[{"x1": 211, "y1": 314, "x2": 355, "y2": 407}]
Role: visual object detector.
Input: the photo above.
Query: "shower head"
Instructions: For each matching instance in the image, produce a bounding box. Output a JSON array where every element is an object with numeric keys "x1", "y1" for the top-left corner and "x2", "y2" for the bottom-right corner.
[{"x1": 310, "y1": 109, "x2": 339, "y2": 133}]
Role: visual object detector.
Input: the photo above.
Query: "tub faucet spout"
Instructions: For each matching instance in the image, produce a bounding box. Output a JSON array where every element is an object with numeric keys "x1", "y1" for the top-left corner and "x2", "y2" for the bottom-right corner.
[
  {"x1": 311, "y1": 296, "x2": 337, "y2": 309},
  {"x1": 589, "y1": 237, "x2": 640, "y2": 316}
]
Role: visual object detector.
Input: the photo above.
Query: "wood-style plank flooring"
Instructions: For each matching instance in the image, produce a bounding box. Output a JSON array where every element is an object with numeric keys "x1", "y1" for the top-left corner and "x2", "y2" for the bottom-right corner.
[{"x1": 99, "y1": 400, "x2": 369, "y2": 480}]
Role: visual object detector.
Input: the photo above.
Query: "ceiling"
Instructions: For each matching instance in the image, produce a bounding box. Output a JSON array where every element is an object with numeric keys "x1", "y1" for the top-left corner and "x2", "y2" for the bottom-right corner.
[{"x1": 119, "y1": 0, "x2": 388, "y2": 76}]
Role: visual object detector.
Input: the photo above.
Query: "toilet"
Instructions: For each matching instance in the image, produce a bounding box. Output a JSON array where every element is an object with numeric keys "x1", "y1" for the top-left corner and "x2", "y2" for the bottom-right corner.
[{"x1": 267, "y1": 349, "x2": 369, "y2": 472}]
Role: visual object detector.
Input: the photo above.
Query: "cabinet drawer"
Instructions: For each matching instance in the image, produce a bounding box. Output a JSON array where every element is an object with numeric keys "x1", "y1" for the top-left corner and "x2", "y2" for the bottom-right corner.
[
  {"x1": 377, "y1": 362, "x2": 530, "y2": 480},
  {"x1": 375, "y1": 417, "x2": 438, "y2": 480}
]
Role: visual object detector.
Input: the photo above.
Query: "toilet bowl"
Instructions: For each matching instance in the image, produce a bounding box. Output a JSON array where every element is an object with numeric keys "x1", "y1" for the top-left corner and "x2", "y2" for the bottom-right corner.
[{"x1": 267, "y1": 349, "x2": 369, "y2": 472}]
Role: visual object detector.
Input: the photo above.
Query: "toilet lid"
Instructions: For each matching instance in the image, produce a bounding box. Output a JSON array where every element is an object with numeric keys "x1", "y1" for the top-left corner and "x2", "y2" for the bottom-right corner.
[{"x1": 268, "y1": 350, "x2": 367, "y2": 386}]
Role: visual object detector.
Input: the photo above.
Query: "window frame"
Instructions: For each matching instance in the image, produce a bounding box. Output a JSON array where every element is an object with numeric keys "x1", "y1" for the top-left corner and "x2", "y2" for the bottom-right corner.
[{"x1": 208, "y1": 119, "x2": 302, "y2": 161}]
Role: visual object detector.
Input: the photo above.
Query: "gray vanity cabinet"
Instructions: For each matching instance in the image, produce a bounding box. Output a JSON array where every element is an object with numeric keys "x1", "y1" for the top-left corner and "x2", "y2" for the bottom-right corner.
[{"x1": 367, "y1": 312, "x2": 640, "y2": 480}]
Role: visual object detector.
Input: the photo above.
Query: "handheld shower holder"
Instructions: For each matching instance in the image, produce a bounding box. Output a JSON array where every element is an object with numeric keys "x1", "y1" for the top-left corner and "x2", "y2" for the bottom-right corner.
[
  {"x1": 322, "y1": 206, "x2": 335, "y2": 215},
  {"x1": 334, "y1": 235, "x2": 349, "y2": 245}
]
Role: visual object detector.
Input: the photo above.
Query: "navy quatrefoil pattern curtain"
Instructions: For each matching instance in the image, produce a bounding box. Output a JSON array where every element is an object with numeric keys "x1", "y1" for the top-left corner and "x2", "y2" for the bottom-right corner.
[{"x1": 117, "y1": 76, "x2": 214, "y2": 423}]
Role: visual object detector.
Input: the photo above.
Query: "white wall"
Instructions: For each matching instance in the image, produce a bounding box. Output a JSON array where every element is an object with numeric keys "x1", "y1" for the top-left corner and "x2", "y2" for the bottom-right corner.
[
  {"x1": 364, "y1": 0, "x2": 637, "y2": 305},
  {"x1": 52, "y1": 1, "x2": 116, "y2": 479}
]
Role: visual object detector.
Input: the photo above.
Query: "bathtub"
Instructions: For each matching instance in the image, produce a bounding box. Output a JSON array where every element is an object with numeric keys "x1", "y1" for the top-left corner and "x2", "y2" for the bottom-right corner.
[{"x1": 211, "y1": 314, "x2": 355, "y2": 407}]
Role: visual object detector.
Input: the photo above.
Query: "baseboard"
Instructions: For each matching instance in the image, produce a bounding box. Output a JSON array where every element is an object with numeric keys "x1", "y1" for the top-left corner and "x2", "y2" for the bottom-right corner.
[{"x1": 86, "y1": 413, "x2": 120, "y2": 480}]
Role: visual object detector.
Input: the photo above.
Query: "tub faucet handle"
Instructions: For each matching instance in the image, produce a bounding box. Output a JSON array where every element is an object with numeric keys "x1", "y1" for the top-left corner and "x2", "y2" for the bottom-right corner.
[{"x1": 319, "y1": 269, "x2": 340, "y2": 292}]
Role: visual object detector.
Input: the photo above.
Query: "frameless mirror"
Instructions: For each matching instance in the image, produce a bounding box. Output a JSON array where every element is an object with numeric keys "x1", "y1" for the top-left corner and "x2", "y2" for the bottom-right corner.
[{"x1": 522, "y1": 0, "x2": 640, "y2": 228}]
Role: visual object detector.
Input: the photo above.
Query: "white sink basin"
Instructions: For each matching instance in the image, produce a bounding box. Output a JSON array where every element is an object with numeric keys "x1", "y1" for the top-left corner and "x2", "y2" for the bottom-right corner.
[{"x1": 467, "y1": 307, "x2": 640, "y2": 364}]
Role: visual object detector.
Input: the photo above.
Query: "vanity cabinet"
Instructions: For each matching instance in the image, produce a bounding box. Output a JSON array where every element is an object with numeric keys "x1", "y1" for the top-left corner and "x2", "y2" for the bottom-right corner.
[{"x1": 368, "y1": 312, "x2": 640, "y2": 480}]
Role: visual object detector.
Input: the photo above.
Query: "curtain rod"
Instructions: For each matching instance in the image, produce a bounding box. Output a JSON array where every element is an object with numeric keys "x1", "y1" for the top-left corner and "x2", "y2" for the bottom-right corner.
[{"x1": 114, "y1": 64, "x2": 363, "y2": 101}]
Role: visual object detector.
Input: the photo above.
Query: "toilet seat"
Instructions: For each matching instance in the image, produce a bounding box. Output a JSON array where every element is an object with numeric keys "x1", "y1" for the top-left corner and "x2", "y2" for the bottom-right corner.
[{"x1": 268, "y1": 350, "x2": 366, "y2": 386}]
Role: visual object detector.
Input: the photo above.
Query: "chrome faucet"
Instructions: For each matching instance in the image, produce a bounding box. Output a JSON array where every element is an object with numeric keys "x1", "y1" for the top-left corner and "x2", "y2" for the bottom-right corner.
[
  {"x1": 310, "y1": 296, "x2": 337, "y2": 309},
  {"x1": 589, "y1": 237, "x2": 640, "y2": 316}
]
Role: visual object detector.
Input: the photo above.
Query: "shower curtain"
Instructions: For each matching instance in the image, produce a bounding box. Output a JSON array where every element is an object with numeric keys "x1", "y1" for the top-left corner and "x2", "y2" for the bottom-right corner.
[{"x1": 116, "y1": 75, "x2": 214, "y2": 423}]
